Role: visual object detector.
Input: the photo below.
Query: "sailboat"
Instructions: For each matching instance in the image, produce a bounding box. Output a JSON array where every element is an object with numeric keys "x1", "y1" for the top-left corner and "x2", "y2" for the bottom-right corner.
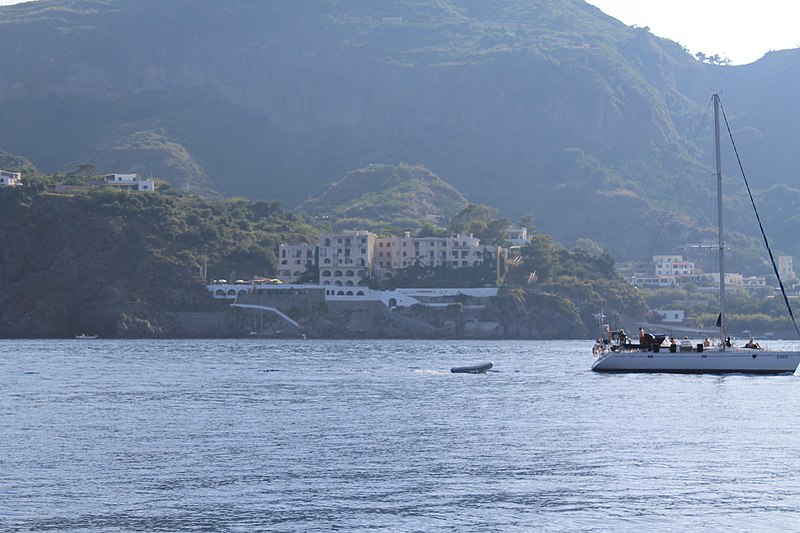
[{"x1": 592, "y1": 94, "x2": 800, "y2": 373}]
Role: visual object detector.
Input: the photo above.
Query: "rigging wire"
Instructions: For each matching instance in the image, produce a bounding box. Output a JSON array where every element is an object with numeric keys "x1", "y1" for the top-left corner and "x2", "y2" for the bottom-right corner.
[{"x1": 718, "y1": 97, "x2": 800, "y2": 340}]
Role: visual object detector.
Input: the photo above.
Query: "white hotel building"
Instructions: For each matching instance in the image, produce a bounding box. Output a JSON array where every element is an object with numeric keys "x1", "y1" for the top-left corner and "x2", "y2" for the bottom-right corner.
[{"x1": 279, "y1": 230, "x2": 499, "y2": 285}]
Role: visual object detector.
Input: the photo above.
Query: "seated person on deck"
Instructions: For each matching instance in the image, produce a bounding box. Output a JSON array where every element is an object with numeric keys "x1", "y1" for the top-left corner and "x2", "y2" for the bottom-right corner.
[
  {"x1": 744, "y1": 338, "x2": 761, "y2": 349},
  {"x1": 680, "y1": 336, "x2": 693, "y2": 351}
]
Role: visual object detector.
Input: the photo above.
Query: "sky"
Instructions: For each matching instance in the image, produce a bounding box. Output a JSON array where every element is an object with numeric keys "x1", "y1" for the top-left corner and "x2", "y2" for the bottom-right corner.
[
  {"x1": 586, "y1": 0, "x2": 800, "y2": 65},
  {"x1": 0, "y1": 0, "x2": 797, "y2": 65}
]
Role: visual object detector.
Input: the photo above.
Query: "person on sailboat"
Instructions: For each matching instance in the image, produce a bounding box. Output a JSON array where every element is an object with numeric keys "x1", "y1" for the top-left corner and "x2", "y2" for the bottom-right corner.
[
  {"x1": 745, "y1": 338, "x2": 761, "y2": 349},
  {"x1": 639, "y1": 327, "x2": 646, "y2": 344}
]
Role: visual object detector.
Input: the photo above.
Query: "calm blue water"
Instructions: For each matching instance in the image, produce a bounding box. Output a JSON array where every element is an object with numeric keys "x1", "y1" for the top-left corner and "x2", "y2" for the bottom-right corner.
[{"x1": 2, "y1": 339, "x2": 800, "y2": 531}]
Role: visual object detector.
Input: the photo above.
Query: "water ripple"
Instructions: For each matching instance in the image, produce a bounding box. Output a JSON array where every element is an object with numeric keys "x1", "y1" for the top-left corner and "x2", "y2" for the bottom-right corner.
[{"x1": 2, "y1": 339, "x2": 800, "y2": 531}]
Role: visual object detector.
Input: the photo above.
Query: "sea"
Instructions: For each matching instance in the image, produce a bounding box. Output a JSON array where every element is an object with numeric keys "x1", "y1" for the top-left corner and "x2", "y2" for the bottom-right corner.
[{"x1": 2, "y1": 338, "x2": 800, "y2": 532}]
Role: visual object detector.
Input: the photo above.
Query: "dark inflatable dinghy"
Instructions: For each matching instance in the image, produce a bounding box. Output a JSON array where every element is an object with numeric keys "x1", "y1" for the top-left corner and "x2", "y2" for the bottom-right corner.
[{"x1": 450, "y1": 362, "x2": 493, "y2": 374}]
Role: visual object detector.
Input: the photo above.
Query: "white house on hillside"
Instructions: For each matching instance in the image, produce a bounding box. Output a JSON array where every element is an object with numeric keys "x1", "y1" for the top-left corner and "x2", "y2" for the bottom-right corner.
[
  {"x1": 504, "y1": 226, "x2": 529, "y2": 246},
  {"x1": 0, "y1": 170, "x2": 21, "y2": 187},
  {"x1": 653, "y1": 255, "x2": 695, "y2": 276},
  {"x1": 103, "y1": 173, "x2": 155, "y2": 192}
]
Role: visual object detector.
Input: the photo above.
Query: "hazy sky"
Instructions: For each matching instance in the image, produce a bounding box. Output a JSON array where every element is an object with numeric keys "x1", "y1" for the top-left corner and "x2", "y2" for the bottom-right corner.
[
  {"x1": 0, "y1": 0, "x2": 797, "y2": 65},
  {"x1": 587, "y1": 0, "x2": 800, "y2": 65}
]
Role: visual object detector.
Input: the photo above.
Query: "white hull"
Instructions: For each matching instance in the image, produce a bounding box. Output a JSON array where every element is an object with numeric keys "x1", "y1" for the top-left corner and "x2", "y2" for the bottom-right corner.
[
  {"x1": 591, "y1": 95, "x2": 800, "y2": 375},
  {"x1": 592, "y1": 347, "x2": 800, "y2": 374}
]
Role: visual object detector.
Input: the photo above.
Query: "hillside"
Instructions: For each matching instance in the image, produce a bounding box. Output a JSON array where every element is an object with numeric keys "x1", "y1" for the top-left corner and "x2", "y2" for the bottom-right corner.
[
  {"x1": 0, "y1": 185, "x2": 316, "y2": 337},
  {"x1": 297, "y1": 163, "x2": 468, "y2": 232},
  {"x1": 0, "y1": 0, "x2": 799, "y2": 264}
]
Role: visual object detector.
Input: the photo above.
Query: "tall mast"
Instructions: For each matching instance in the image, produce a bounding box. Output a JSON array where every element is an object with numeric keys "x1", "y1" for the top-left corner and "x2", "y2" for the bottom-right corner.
[{"x1": 714, "y1": 93, "x2": 727, "y2": 348}]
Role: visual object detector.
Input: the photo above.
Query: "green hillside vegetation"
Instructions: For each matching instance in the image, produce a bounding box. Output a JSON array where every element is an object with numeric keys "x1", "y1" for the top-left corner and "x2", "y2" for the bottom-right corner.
[
  {"x1": 298, "y1": 163, "x2": 468, "y2": 232},
  {"x1": 0, "y1": 185, "x2": 316, "y2": 338},
  {"x1": 79, "y1": 126, "x2": 215, "y2": 194},
  {"x1": 0, "y1": 174, "x2": 645, "y2": 338},
  {"x1": 493, "y1": 233, "x2": 647, "y2": 337},
  {"x1": 6, "y1": 0, "x2": 800, "y2": 264}
]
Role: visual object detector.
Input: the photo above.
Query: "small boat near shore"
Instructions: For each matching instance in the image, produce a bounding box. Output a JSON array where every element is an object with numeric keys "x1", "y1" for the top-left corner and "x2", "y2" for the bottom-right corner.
[
  {"x1": 75, "y1": 334, "x2": 98, "y2": 339},
  {"x1": 450, "y1": 362, "x2": 493, "y2": 374}
]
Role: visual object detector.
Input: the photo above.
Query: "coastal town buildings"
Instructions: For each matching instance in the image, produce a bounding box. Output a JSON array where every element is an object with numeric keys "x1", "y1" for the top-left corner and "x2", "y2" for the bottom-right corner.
[
  {"x1": 278, "y1": 230, "x2": 504, "y2": 285},
  {"x1": 629, "y1": 254, "x2": 773, "y2": 289}
]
